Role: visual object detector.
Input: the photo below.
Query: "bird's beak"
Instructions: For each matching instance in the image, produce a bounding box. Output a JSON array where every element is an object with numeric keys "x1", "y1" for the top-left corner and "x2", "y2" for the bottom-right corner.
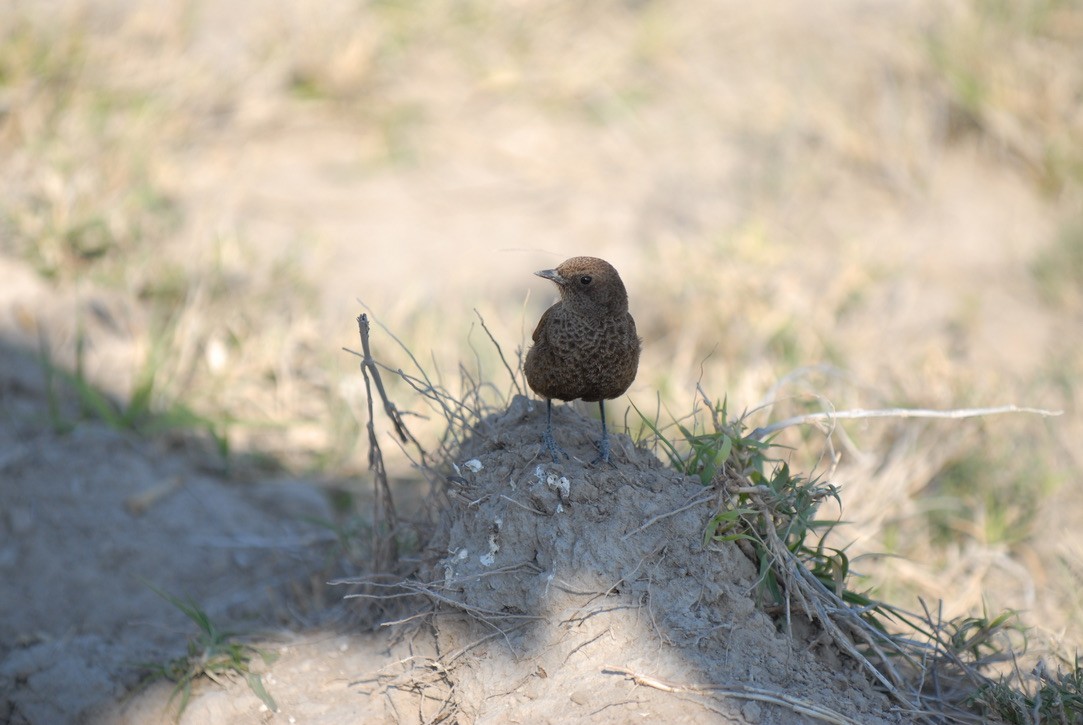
[{"x1": 535, "y1": 268, "x2": 566, "y2": 285}]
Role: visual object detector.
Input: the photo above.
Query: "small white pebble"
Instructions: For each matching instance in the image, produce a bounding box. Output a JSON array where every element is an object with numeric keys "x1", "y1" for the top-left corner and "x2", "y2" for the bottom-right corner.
[
  {"x1": 464, "y1": 458, "x2": 483, "y2": 472},
  {"x1": 339, "y1": 642, "x2": 348, "y2": 652},
  {"x1": 457, "y1": 548, "x2": 469, "y2": 560}
]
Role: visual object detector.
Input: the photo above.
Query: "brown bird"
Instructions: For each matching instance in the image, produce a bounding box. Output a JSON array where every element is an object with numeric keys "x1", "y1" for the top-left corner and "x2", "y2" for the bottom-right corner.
[{"x1": 524, "y1": 256, "x2": 640, "y2": 463}]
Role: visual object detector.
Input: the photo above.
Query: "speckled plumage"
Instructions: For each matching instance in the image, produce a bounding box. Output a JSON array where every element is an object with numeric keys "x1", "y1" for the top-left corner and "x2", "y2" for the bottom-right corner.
[{"x1": 524, "y1": 256, "x2": 640, "y2": 463}]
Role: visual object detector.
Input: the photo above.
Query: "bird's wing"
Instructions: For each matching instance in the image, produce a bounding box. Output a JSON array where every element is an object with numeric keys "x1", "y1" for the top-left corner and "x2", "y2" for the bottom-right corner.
[{"x1": 532, "y1": 306, "x2": 555, "y2": 343}]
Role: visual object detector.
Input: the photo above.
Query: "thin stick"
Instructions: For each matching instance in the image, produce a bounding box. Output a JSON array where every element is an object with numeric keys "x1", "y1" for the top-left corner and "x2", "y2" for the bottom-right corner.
[
  {"x1": 621, "y1": 494, "x2": 714, "y2": 541},
  {"x1": 356, "y1": 313, "x2": 426, "y2": 454},
  {"x1": 750, "y1": 404, "x2": 1062, "y2": 441},
  {"x1": 602, "y1": 666, "x2": 862, "y2": 725},
  {"x1": 356, "y1": 313, "x2": 400, "y2": 571},
  {"x1": 443, "y1": 622, "x2": 529, "y2": 663},
  {"x1": 349, "y1": 583, "x2": 543, "y2": 621},
  {"x1": 475, "y1": 309, "x2": 523, "y2": 398},
  {"x1": 500, "y1": 494, "x2": 548, "y2": 517}
]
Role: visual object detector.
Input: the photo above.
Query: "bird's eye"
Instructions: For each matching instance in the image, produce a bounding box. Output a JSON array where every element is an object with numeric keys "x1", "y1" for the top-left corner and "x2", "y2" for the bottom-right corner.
[{"x1": 580, "y1": 275, "x2": 592, "y2": 285}]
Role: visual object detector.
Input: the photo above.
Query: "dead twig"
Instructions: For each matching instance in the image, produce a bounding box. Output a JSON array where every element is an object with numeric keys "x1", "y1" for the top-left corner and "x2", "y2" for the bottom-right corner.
[
  {"x1": 750, "y1": 404, "x2": 1063, "y2": 441},
  {"x1": 499, "y1": 494, "x2": 548, "y2": 517},
  {"x1": 345, "y1": 578, "x2": 543, "y2": 625},
  {"x1": 602, "y1": 666, "x2": 864, "y2": 725},
  {"x1": 731, "y1": 473, "x2": 929, "y2": 716},
  {"x1": 354, "y1": 313, "x2": 406, "y2": 572},
  {"x1": 355, "y1": 313, "x2": 427, "y2": 454},
  {"x1": 621, "y1": 493, "x2": 714, "y2": 541},
  {"x1": 474, "y1": 308, "x2": 524, "y2": 399}
]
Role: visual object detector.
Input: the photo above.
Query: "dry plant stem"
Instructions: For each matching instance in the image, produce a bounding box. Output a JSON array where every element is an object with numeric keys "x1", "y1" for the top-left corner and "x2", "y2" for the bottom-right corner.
[
  {"x1": 750, "y1": 404, "x2": 1063, "y2": 441},
  {"x1": 356, "y1": 313, "x2": 427, "y2": 453},
  {"x1": 443, "y1": 624, "x2": 532, "y2": 664},
  {"x1": 336, "y1": 561, "x2": 541, "y2": 592},
  {"x1": 356, "y1": 313, "x2": 404, "y2": 572},
  {"x1": 920, "y1": 599, "x2": 956, "y2": 706},
  {"x1": 499, "y1": 494, "x2": 548, "y2": 517},
  {"x1": 366, "y1": 655, "x2": 456, "y2": 725},
  {"x1": 379, "y1": 610, "x2": 435, "y2": 628},
  {"x1": 728, "y1": 478, "x2": 935, "y2": 719},
  {"x1": 474, "y1": 309, "x2": 524, "y2": 399},
  {"x1": 346, "y1": 579, "x2": 544, "y2": 624},
  {"x1": 621, "y1": 493, "x2": 715, "y2": 541},
  {"x1": 788, "y1": 551, "x2": 909, "y2": 693},
  {"x1": 602, "y1": 666, "x2": 863, "y2": 725},
  {"x1": 374, "y1": 359, "x2": 475, "y2": 455},
  {"x1": 915, "y1": 597, "x2": 1000, "y2": 697},
  {"x1": 358, "y1": 301, "x2": 487, "y2": 443}
]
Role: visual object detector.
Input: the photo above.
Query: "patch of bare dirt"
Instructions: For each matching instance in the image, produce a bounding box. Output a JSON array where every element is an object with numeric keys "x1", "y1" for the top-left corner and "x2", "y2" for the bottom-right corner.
[
  {"x1": 0, "y1": 258, "x2": 352, "y2": 723},
  {"x1": 0, "y1": 418, "x2": 340, "y2": 724}
]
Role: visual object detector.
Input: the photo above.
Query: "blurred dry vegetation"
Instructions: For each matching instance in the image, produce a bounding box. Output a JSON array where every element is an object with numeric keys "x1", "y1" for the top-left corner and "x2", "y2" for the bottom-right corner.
[{"x1": 2, "y1": 0, "x2": 1083, "y2": 690}]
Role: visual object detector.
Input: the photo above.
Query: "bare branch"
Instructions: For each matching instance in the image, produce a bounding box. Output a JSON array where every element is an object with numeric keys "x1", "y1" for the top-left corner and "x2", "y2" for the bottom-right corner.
[{"x1": 750, "y1": 404, "x2": 1063, "y2": 441}]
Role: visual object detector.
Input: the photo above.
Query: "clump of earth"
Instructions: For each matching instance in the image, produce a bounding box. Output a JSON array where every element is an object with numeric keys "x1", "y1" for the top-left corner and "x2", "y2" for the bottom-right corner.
[{"x1": 406, "y1": 395, "x2": 899, "y2": 724}]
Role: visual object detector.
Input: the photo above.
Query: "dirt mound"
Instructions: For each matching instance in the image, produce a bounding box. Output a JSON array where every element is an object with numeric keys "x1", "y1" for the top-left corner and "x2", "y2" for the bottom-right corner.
[{"x1": 410, "y1": 396, "x2": 898, "y2": 724}]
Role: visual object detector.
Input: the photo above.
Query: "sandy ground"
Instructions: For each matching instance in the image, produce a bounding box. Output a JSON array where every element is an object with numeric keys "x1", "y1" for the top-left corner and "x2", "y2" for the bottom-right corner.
[{"x1": 2, "y1": 0, "x2": 1082, "y2": 722}]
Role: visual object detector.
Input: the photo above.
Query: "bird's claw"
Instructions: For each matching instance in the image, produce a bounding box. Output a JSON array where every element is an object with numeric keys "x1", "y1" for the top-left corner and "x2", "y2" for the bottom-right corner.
[
  {"x1": 542, "y1": 430, "x2": 569, "y2": 462},
  {"x1": 590, "y1": 436, "x2": 613, "y2": 466}
]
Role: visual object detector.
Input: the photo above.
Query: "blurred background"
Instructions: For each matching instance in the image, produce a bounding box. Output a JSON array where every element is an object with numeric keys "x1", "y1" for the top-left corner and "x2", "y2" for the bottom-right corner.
[{"x1": 2, "y1": 0, "x2": 1081, "y2": 658}]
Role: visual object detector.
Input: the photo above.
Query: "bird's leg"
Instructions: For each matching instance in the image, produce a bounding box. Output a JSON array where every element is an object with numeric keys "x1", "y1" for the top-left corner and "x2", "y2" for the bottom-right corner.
[
  {"x1": 542, "y1": 398, "x2": 569, "y2": 461},
  {"x1": 592, "y1": 400, "x2": 612, "y2": 465}
]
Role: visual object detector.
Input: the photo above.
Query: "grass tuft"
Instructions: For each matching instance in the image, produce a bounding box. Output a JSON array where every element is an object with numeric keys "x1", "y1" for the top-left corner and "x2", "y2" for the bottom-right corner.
[
  {"x1": 926, "y1": 0, "x2": 1083, "y2": 194},
  {"x1": 974, "y1": 653, "x2": 1083, "y2": 725},
  {"x1": 134, "y1": 582, "x2": 277, "y2": 719},
  {"x1": 641, "y1": 387, "x2": 1080, "y2": 721},
  {"x1": 38, "y1": 321, "x2": 231, "y2": 458}
]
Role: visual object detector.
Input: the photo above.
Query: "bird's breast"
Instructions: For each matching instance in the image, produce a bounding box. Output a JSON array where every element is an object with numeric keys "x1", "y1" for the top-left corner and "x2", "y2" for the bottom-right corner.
[{"x1": 524, "y1": 308, "x2": 640, "y2": 402}]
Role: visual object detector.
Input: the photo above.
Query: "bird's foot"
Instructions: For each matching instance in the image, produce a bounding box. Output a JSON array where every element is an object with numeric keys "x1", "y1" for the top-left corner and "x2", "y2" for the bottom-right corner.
[
  {"x1": 542, "y1": 430, "x2": 569, "y2": 462},
  {"x1": 590, "y1": 436, "x2": 613, "y2": 466}
]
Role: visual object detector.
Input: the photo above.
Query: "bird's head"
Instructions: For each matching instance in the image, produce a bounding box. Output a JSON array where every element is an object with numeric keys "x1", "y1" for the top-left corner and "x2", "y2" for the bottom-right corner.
[{"x1": 535, "y1": 256, "x2": 629, "y2": 316}]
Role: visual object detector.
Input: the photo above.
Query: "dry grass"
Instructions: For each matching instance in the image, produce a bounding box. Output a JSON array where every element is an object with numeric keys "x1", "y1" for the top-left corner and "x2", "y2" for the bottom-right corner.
[
  {"x1": 2, "y1": 0, "x2": 1082, "y2": 713},
  {"x1": 927, "y1": 0, "x2": 1083, "y2": 194}
]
